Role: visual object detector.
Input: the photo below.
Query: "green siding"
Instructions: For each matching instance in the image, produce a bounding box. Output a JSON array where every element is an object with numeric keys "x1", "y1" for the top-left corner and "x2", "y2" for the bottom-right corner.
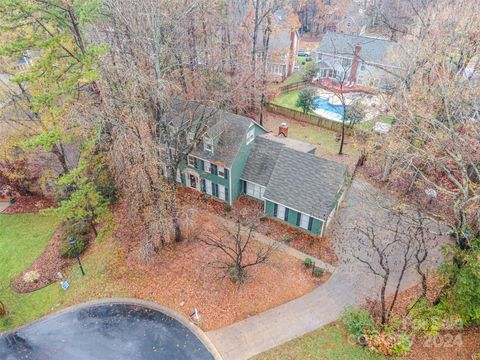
[
  {"x1": 264, "y1": 200, "x2": 324, "y2": 235},
  {"x1": 230, "y1": 123, "x2": 266, "y2": 202}
]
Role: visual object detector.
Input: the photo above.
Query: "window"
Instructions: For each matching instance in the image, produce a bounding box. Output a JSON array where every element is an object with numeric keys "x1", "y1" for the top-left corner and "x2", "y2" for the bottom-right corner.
[
  {"x1": 204, "y1": 160, "x2": 211, "y2": 173},
  {"x1": 298, "y1": 213, "x2": 313, "y2": 230},
  {"x1": 218, "y1": 166, "x2": 225, "y2": 178},
  {"x1": 204, "y1": 137, "x2": 213, "y2": 152},
  {"x1": 212, "y1": 183, "x2": 219, "y2": 197},
  {"x1": 224, "y1": 168, "x2": 229, "y2": 180},
  {"x1": 246, "y1": 127, "x2": 255, "y2": 144},
  {"x1": 245, "y1": 182, "x2": 265, "y2": 200},
  {"x1": 276, "y1": 205, "x2": 285, "y2": 220},
  {"x1": 218, "y1": 184, "x2": 226, "y2": 201},
  {"x1": 205, "y1": 179, "x2": 212, "y2": 195},
  {"x1": 187, "y1": 155, "x2": 196, "y2": 167},
  {"x1": 210, "y1": 164, "x2": 218, "y2": 176},
  {"x1": 176, "y1": 169, "x2": 182, "y2": 183}
]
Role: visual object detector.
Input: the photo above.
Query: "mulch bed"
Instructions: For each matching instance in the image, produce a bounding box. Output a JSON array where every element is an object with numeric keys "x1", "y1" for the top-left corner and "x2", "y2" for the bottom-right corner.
[
  {"x1": 2, "y1": 195, "x2": 56, "y2": 214},
  {"x1": 11, "y1": 226, "x2": 74, "y2": 293},
  {"x1": 177, "y1": 189, "x2": 338, "y2": 266}
]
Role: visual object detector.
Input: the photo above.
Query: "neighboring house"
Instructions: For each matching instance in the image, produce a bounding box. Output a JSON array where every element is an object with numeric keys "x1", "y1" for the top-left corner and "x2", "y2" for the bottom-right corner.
[
  {"x1": 174, "y1": 106, "x2": 347, "y2": 235},
  {"x1": 315, "y1": 31, "x2": 400, "y2": 90},
  {"x1": 265, "y1": 9, "x2": 300, "y2": 81}
]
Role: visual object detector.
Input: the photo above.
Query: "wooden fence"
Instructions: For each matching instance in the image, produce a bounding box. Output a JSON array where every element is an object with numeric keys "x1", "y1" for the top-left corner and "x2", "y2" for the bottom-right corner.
[
  {"x1": 278, "y1": 80, "x2": 309, "y2": 93},
  {"x1": 265, "y1": 102, "x2": 354, "y2": 134}
]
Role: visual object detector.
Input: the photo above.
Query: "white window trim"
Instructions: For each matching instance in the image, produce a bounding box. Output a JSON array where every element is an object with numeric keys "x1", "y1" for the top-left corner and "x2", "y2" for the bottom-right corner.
[
  {"x1": 218, "y1": 166, "x2": 225, "y2": 178},
  {"x1": 242, "y1": 179, "x2": 265, "y2": 200},
  {"x1": 187, "y1": 155, "x2": 196, "y2": 167},
  {"x1": 262, "y1": 196, "x2": 324, "y2": 222},
  {"x1": 218, "y1": 184, "x2": 226, "y2": 201},
  {"x1": 205, "y1": 179, "x2": 212, "y2": 195},
  {"x1": 276, "y1": 204, "x2": 286, "y2": 220},
  {"x1": 246, "y1": 127, "x2": 255, "y2": 145},
  {"x1": 204, "y1": 138, "x2": 214, "y2": 152},
  {"x1": 299, "y1": 213, "x2": 309, "y2": 229}
]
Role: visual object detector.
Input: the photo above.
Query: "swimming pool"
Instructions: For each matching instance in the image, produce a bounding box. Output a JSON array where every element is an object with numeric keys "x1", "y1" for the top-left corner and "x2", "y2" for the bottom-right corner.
[{"x1": 312, "y1": 96, "x2": 346, "y2": 120}]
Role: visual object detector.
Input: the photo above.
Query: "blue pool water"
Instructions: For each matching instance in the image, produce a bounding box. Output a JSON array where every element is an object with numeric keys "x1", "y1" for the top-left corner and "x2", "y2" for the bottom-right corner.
[{"x1": 312, "y1": 96, "x2": 346, "y2": 118}]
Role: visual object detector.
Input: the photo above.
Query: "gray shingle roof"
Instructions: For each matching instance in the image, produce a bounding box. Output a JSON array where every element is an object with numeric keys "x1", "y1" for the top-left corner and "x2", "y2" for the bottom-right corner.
[
  {"x1": 190, "y1": 112, "x2": 253, "y2": 167},
  {"x1": 260, "y1": 133, "x2": 317, "y2": 153},
  {"x1": 318, "y1": 32, "x2": 397, "y2": 65},
  {"x1": 263, "y1": 148, "x2": 347, "y2": 220},
  {"x1": 241, "y1": 137, "x2": 284, "y2": 186}
]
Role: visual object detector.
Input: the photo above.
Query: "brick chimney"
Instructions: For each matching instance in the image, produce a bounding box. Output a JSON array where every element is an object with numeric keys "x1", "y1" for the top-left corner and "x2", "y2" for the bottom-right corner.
[
  {"x1": 278, "y1": 123, "x2": 288, "y2": 137},
  {"x1": 347, "y1": 44, "x2": 362, "y2": 84}
]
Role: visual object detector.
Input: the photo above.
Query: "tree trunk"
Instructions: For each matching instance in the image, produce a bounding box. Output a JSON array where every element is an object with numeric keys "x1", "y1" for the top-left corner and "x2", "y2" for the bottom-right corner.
[
  {"x1": 53, "y1": 143, "x2": 70, "y2": 174},
  {"x1": 339, "y1": 120, "x2": 345, "y2": 155}
]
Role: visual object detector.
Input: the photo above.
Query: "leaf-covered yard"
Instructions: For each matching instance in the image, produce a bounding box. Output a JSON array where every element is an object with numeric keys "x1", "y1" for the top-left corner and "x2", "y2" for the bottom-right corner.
[{"x1": 0, "y1": 205, "x2": 325, "y2": 332}]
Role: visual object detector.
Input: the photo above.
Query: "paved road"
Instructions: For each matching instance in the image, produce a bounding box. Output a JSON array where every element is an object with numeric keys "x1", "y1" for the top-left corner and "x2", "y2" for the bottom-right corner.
[
  {"x1": 207, "y1": 179, "x2": 448, "y2": 360},
  {"x1": 0, "y1": 299, "x2": 220, "y2": 360}
]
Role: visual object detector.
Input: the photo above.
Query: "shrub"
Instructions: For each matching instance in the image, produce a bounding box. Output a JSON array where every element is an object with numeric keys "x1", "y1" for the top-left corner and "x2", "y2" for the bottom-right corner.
[
  {"x1": 341, "y1": 306, "x2": 377, "y2": 338},
  {"x1": 409, "y1": 297, "x2": 449, "y2": 336},
  {"x1": 282, "y1": 235, "x2": 292, "y2": 243},
  {"x1": 392, "y1": 333, "x2": 412, "y2": 356},
  {"x1": 304, "y1": 257, "x2": 314, "y2": 267},
  {"x1": 313, "y1": 267, "x2": 324, "y2": 277},
  {"x1": 295, "y1": 88, "x2": 317, "y2": 113},
  {"x1": 60, "y1": 220, "x2": 90, "y2": 258},
  {"x1": 23, "y1": 270, "x2": 40, "y2": 283},
  {"x1": 224, "y1": 204, "x2": 232, "y2": 212}
]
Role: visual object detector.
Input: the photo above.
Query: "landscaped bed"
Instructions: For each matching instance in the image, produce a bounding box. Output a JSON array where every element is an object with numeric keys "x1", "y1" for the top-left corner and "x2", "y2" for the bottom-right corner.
[
  {"x1": 1, "y1": 195, "x2": 55, "y2": 214},
  {"x1": 177, "y1": 188, "x2": 338, "y2": 266}
]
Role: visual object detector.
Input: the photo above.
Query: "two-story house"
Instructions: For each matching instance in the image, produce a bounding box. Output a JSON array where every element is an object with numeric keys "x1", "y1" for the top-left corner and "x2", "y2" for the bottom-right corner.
[
  {"x1": 264, "y1": 9, "x2": 300, "y2": 81},
  {"x1": 315, "y1": 32, "x2": 401, "y2": 90},
  {"x1": 174, "y1": 108, "x2": 347, "y2": 236}
]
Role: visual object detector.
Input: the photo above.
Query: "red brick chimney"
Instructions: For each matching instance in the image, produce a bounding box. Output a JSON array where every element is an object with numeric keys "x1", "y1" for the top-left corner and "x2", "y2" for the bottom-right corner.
[
  {"x1": 278, "y1": 123, "x2": 288, "y2": 137},
  {"x1": 347, "y1": 44, "x2": 362, "y2": 84}
]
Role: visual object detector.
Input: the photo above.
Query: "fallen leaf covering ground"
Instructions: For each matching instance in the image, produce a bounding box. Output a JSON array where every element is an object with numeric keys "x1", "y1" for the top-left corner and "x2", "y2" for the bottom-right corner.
[
  {"x1": 2, "y1": 195, "x2": 55, "y2": 214},
  {"x1": 178, "y1": 188, "x2": 338, "y2": 266},
  {"x1": 111, "y1": 201, "x2": 324, "y2": 330}
]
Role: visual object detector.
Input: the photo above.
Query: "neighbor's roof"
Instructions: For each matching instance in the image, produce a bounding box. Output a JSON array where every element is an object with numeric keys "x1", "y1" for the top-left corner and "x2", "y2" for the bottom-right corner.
[
  {"x1": 263, "y1": 148, "x2": 347, "y2": 220},
  {"x1": 317, "y1": 32, "x2": 398, "y2": 65}
]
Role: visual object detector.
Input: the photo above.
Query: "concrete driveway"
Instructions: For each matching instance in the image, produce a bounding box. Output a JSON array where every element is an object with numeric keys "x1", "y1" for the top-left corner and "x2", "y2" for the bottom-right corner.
[{"x1": 207, "y1": 179, "x2": 449, "y2": 360}]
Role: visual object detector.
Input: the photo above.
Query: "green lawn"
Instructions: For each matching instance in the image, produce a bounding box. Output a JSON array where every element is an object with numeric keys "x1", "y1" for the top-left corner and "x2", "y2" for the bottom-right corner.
[
  {"x1": 0, "y1": 212, "x2": 126, "y2": 331},
  {"x1": 357, "y1": 114, "x2": 396, "y2": 131},
  {"x1": 286, "y1": 122, "x2": 352, "y2": 156},
  {"x1": 272, "y1": 89, "x2": 306, "y2": 112},
  {"x1": 253, "y1": 322, "x2": 386, "y2": 360}
]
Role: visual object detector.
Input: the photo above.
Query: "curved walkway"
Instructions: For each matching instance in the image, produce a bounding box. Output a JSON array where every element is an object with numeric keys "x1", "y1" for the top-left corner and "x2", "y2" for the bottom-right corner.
[
  {"x1": 0, "y1": 298, "x2": 222, "y2": 360},
  {"x1": 207, "y1": 180, "x2": 448, "y2": 360}
]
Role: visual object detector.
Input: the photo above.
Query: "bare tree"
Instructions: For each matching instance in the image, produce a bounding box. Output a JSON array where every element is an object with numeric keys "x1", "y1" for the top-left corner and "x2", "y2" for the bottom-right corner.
[
  {"x1": 367, "y1": 0, "x2": 480, "y2": 246},
  {"x1": 344, "y1": 207, "x2": 439, "y2": 325},
  {"x1": 200, "y1": 214, "x2": 275, "y2": 283}
]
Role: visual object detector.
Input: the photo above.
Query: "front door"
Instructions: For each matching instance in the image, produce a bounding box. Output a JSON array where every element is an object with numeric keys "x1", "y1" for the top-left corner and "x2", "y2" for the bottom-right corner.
[{"x1": 189, "y1": 174, "x2": 197, "y2": 189}]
